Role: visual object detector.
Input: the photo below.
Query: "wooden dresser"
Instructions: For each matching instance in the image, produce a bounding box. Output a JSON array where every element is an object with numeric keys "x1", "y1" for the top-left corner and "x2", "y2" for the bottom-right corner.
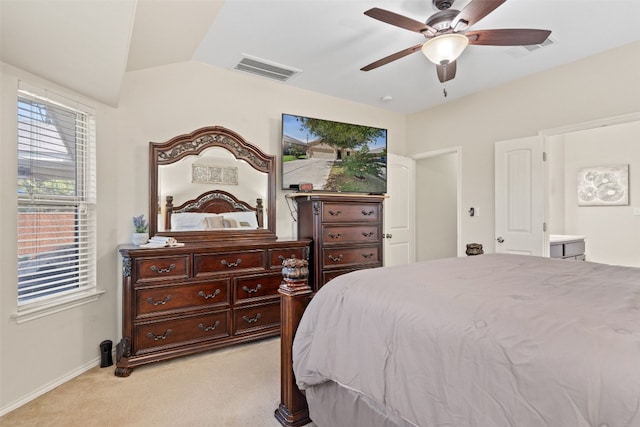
[
  {"x1": 293, "y1": 193, "x2": 384, "y2": 291},
  {"x1": 116, "y1": 239, "x2": 309, "y2": 376}
]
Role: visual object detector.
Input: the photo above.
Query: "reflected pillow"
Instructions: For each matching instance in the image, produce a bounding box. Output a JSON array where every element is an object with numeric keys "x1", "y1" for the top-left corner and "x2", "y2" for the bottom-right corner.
[
  {"x1": 203, "y1": 216, "x2": 225, "y2": 230},
  {"x1": 222, "y1": 217, "x2": 239, "y2": 228},
  {"x1": 171, "y1": 213, "x2": 220, "y2": 230},
  {"x1": 220, "y1": 211, "x2": 259, "y2": 228}
]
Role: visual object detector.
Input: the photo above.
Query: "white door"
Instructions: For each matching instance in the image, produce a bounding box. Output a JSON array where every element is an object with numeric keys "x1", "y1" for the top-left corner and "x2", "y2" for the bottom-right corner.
[
  {"x1": 495, "y1": 136, "x2": 545, "y2": 256},
  {"x1": 384, "y1": 153, "x2": 415, "y2": 266}
]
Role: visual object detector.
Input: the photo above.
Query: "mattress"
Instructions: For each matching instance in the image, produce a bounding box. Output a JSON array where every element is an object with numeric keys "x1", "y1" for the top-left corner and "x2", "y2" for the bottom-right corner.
[{"x1": 293, "y1": 254, "x2": 640, "y2": 426}]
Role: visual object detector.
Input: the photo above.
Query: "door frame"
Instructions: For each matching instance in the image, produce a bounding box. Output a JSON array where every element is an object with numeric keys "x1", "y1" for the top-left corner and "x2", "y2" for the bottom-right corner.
[{"x1": 413, "y1": 146, "x2": 463, "y2": 257}]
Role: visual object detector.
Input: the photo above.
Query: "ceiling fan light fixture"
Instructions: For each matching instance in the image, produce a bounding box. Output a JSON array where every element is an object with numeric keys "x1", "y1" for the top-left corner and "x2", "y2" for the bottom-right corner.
[{"x1": 421, "y1": 33, "x2": 469, "y2": 65}]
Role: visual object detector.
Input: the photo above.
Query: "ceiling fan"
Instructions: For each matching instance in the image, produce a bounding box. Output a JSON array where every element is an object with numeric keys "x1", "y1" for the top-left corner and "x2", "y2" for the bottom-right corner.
[{"x1": 361, "y1": 0, "x2": 551, "y2": 83}]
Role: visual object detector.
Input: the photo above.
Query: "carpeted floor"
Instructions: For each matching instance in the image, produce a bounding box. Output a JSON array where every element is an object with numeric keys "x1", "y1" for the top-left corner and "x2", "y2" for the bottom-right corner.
[{"x1": 1, "y1": 337, "x2": 306, "y2": 427}]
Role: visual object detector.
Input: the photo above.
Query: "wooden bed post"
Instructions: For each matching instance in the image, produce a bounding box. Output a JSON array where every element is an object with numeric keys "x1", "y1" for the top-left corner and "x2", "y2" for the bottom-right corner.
[{"x1": 275, "y1": 268, "x2": 312, "y2": 427}]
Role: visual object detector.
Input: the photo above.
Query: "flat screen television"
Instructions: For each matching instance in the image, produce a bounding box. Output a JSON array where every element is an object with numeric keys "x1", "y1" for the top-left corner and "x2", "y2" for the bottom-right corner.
[{"x1": 281, "y1": 113, "x2": 387, "y2": 194}]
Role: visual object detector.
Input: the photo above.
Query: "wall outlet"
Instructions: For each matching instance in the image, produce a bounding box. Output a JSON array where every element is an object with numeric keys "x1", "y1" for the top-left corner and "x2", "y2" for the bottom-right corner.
[{"x1": 634, "y1": 207, "x2": 640, "y2": 216}]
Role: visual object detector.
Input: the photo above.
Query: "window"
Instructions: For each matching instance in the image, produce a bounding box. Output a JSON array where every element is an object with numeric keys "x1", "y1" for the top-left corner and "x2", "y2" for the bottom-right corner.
[{"x1": 17, "y1": 83, "x2": 97, "y2": 310}]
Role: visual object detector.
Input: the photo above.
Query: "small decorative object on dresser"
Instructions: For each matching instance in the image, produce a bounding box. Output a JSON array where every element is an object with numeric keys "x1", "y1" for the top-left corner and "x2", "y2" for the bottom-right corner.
[
  {"x1": 131, "y1": 214, "x2": 149, "y2": 246},
  {"x1": 290, "y1": 193, "x2": 384, "y2": 291}
]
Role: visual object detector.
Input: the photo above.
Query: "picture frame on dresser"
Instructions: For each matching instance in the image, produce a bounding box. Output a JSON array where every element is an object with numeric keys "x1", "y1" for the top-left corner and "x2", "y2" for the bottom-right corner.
[{"x1": 116, "y1": 126, "x2": 310, "y2": 377}]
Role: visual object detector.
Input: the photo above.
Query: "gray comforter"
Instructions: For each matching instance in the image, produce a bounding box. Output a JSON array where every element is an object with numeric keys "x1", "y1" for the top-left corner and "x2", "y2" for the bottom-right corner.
[{"x1": 293, "y1": 254, "x2": 640, "y2": 426}]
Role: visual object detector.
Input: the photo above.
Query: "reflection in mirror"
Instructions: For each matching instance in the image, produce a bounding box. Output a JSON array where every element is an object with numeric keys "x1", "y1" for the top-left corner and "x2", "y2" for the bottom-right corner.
[
  {"x1": 157, "y1": 147, "x2": 268, "y2": 231},
  {"x1": 149, "y1": 126, "x2": 277, "y2": 242}
]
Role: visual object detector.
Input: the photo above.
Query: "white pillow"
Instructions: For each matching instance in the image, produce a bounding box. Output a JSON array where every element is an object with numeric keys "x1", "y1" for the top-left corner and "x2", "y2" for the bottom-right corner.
[
  {"x1": 220, "y1": 211, "x2": 259, "y2": 228},
  {"x1": 171, "y1": 213, "x2": 220, "y2": 230}
]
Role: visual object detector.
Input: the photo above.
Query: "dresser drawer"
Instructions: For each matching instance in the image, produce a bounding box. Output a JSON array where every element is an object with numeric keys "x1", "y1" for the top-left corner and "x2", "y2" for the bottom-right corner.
[
  {"x1": 136, "y1": 279, "x2": 230, "y2": 318},
  {"x1": 322, "y1": 245, "x2": 381, "y2": 269},
  {"x1": 268, "y1": 247, "x2": 307, "y2": 270},
  {"x1": 234, "y1": 272, "x2": 282, "y2": 304},
  {"x1": 135, "y1": 255, "x2": 190, "y2": 283},
  {"x1": 194, "y1": 250, "x2": 266, "y2": 277},
  {"x1": 233, "y1": 301, "x2": 280, "y2": 335},
  {"x1": 322, "y1": 225, "x2": 380, "y2": 245},
  {"x1": 135, "y1": 310, "x2": 230, "y2": 352},
  {"x1": 322, "y1": 203, "x2": 380, "y2": 223}
]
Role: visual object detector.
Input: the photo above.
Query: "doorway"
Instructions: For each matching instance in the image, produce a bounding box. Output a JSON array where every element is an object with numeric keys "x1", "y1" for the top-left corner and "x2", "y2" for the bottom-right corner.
[{"x1": 413, "y1": 147, "x2": 461, "y2": 261}]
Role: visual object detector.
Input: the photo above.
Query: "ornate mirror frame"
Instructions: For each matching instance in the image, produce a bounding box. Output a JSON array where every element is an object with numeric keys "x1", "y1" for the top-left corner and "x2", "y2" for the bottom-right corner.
[{"x1": 149, "y1": 126, "x2": 277, "y2": 242}]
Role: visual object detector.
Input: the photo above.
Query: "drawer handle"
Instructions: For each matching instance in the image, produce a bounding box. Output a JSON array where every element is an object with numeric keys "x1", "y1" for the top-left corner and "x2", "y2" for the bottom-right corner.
[
  {"x1": 242, "y1": 284, "x2": 262, "y2": 294},
  {"x1": 150, "y1": 264, "x2": 176, "y2": 274},
  {"x1": 361, "y1": 253, "x2": 374, "y2": 259},
  {"x1": 242, "y1": 313, "x2": 262, "y2": 324},
  {"x1": 146, "y1": 329, "x2": 172, "y2": 341},
  {"x1": 146, "y1": 295, "x2": 172, "y2": 306},
  {"x1": 278, "y1": 254, "x2": 297, "y2": 261},
  {"x1": 221, "y1": 259, "x2": 242, "y2": 268},
  {"x1": 328, "y1": 254, "x2": 343, "y2": 262},
  {"x1": 328, "y1": 232, "x2": 342, "y2": 239},
  {"x1": 198, "y1": 320, "x2": 221, "y2": 332},
  {"x1": 198, "y1": 289, "x2": 221, "y2": 300},
  {"x1": 328, "y1": 210, "x2": 342, "y2": 216},
  {"x1": 361, "y1": 210, "x2": 375, "y2": 216},
  {"x1": 362, "y1": 232, "x2": 374, "y2": 238}
]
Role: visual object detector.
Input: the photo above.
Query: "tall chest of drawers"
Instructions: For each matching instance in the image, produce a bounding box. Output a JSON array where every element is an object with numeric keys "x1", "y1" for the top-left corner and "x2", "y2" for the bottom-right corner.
[
  {"x1": 116, "y1": 239, "x2": 309, "y2": 376},
  {"x1": 294, "y1": 194, "x2": 384, "y2": 292}
]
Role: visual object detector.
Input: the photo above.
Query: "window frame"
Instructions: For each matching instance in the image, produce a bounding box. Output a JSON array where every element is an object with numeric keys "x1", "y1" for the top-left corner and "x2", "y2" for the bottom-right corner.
[{"x1": 13, "y1": 82, "x2": 103, "y2": 323}]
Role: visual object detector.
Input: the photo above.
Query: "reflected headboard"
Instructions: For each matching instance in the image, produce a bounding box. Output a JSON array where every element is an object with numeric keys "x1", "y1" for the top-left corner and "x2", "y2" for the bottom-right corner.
[{"x1": 164, "y1": 189, "x2": 264, "y2": 231}]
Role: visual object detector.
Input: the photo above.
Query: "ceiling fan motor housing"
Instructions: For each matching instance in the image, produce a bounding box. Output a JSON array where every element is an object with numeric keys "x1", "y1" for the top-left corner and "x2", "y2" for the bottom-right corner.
[{"x1": 433, "y1": 0, "x2": 453, "y2": 10}]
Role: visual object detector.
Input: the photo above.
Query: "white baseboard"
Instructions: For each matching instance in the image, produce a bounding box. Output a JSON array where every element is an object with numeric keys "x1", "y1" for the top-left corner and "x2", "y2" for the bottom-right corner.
[{"x1": 0, "y1": 350, "x2": 115, "y2": 417}]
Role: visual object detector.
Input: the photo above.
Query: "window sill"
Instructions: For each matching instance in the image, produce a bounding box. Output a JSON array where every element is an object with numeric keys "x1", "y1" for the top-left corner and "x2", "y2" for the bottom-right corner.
[{"x1": 11, "y1": 289, "x2": 106, "y2": 324}]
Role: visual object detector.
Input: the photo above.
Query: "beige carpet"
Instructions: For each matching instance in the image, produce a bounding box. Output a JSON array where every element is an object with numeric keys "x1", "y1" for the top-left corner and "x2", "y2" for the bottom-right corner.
[{"x1": 1, "y1": 337, "x2": 308, "y2": 427}]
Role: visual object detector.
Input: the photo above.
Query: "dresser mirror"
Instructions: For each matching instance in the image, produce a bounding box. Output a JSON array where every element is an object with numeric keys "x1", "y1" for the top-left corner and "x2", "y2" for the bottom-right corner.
[{"x1": 149, "y1": 126, "x2": 277, "y2": 242}]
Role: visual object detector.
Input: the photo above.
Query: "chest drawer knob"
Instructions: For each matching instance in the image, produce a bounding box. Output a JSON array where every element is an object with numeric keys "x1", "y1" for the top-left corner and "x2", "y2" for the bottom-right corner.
[
  {"x1": 328, "y1": 232, "x2": 342, "y2": 239},
  {"x1": 361, "y1": 253, "x2": 374, "y2": 259},
  {"x1": 242, "y1": 284, "x2": 263, "y2": 294},
  {"x1": 198, "y1": 289, "x2": 221, "y2": 300},
  {"x1": 242, "y1": 313, "x2": 262, "y2": 324},
  {"x1": 146, "y1": 329, "x2": 172, "y2": 341},
  {"x1": 361, "y1": 209, "x2": 375, "y2": 216},
  {"x1": 362, "y1": 232, "x2": 374, "y2": 238},
  {"x1": 328, "y1": 210, "x2": 342, "y2": 216},
  {"x1": 198, "y1": 320, "x2": 221, "y2": 332},
  {"x1": 221, "y1": 258, "x2": 242, "y2": 268},
  {"x1": 150, "y1": 264, "x2": 176, "y2": 274},
  {"x1": 146, "y1": 295, "x2": 173, "y2": 306},
  {"x1": 328, "y1": 254, "x2": 344, "y2": 262}
]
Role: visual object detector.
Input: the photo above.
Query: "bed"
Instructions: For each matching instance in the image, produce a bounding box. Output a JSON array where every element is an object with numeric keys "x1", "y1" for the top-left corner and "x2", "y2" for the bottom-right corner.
[
  {"x1": 163, "y1": 189, "x2": 263, "y2": 231},
  {"x1": 277, "y1": 253, "x2": 640, "y2": 426}
]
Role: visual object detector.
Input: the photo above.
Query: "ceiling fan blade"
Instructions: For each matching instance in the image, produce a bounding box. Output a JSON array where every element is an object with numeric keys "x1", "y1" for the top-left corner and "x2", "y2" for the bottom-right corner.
[
  {"x1": 361, "y1": 43, "x2": 424, "y2": 71},
  {"x1": 467, "y1": 29, "x2": 551, "y2": 46},
  {"x1": 451, "y1": 0, "x2": 506, "y2": 29},
  {"x1": 436, "y1": 61, "x2": 457, "y2": 83},
  {"x1": 364, "y1": 8, "x2": 436, "y2": 35}
]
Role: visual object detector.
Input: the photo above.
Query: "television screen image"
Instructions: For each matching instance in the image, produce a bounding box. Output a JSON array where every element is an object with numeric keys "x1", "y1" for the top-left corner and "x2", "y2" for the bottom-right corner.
[{"x1": 281, "y1": 113, "x2": 387, "y2": 194}]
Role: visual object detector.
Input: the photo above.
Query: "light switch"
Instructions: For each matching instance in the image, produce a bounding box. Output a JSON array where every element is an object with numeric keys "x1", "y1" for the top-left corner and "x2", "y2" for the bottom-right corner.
[{"x1": 634, "y1": 208, "x2": 640, "y2": 216}]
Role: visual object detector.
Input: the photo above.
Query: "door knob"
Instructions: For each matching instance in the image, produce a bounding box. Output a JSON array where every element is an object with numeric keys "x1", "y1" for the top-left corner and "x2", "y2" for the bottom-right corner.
[
  {"x1": 386, "y1": 233, "x2": 392, "y2": 239},
  {"x1": 496, "y1": 237, "x2": 504, "y2": 243}
]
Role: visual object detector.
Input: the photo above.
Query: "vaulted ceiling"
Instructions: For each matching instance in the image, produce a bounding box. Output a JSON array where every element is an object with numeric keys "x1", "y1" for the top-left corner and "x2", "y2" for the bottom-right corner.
[{"x1": 2, "y1": 0, "x2": 639, "y2": 113}]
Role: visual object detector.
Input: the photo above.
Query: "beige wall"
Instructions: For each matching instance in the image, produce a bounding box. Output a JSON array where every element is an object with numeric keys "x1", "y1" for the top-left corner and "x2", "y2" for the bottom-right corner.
[
  {"x1": 407, "y1": 41, "x2": 640, "y2": 254},
  {"x1": 562, "y1": 121, "x2": 640, "y2": 267},
  {"x1": 0, "y1": 60, "x2": 405, "y2": 413}
]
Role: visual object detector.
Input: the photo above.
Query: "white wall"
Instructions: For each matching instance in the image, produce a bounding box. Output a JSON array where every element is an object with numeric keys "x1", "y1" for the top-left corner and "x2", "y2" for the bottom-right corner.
[
  {"x1": 1, "y1": 63, "x2": 120, "y2": 413},
  {"x1": 0, "y1": 60, "x2": 405, "y2": 413},
  {"x1": 415, "y1": 153, "x2": 458, "y2": 261},
  {"x1": 407, "y1": 41, "x2": 640, "y2": 254},
  {"x1": 562, "y1": 121, "x2": 640, "y2": 267},
  {"x1": 115, "y1": 61, "x2": 407, "y2": 243}
]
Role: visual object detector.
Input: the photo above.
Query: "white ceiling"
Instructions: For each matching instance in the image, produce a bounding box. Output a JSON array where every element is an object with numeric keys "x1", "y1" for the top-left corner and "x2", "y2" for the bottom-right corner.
[{"x1": 2, "y1": 0, "x2": 639, "y2": 113}]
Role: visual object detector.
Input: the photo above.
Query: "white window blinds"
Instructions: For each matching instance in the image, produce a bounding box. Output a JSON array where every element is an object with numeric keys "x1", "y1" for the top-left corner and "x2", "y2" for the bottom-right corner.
[{"x1": 17, "y1": 83, "x2": 97, "y2": 306}]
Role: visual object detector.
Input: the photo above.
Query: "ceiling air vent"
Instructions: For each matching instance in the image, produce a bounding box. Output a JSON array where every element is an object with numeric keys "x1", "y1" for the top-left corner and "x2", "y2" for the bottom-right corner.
[
  {"x1": 234, "y1": 55, "x2": 301, "y2": 82},
  {"x1": 505, "y1": 36, "x2": 555, "y2": 58}
]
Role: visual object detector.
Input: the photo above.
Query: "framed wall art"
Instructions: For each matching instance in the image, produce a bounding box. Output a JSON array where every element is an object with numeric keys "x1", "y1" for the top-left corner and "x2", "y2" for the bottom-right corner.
[{"x1": 577, "y1": 164, "x2": 629, "y2": 206}]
